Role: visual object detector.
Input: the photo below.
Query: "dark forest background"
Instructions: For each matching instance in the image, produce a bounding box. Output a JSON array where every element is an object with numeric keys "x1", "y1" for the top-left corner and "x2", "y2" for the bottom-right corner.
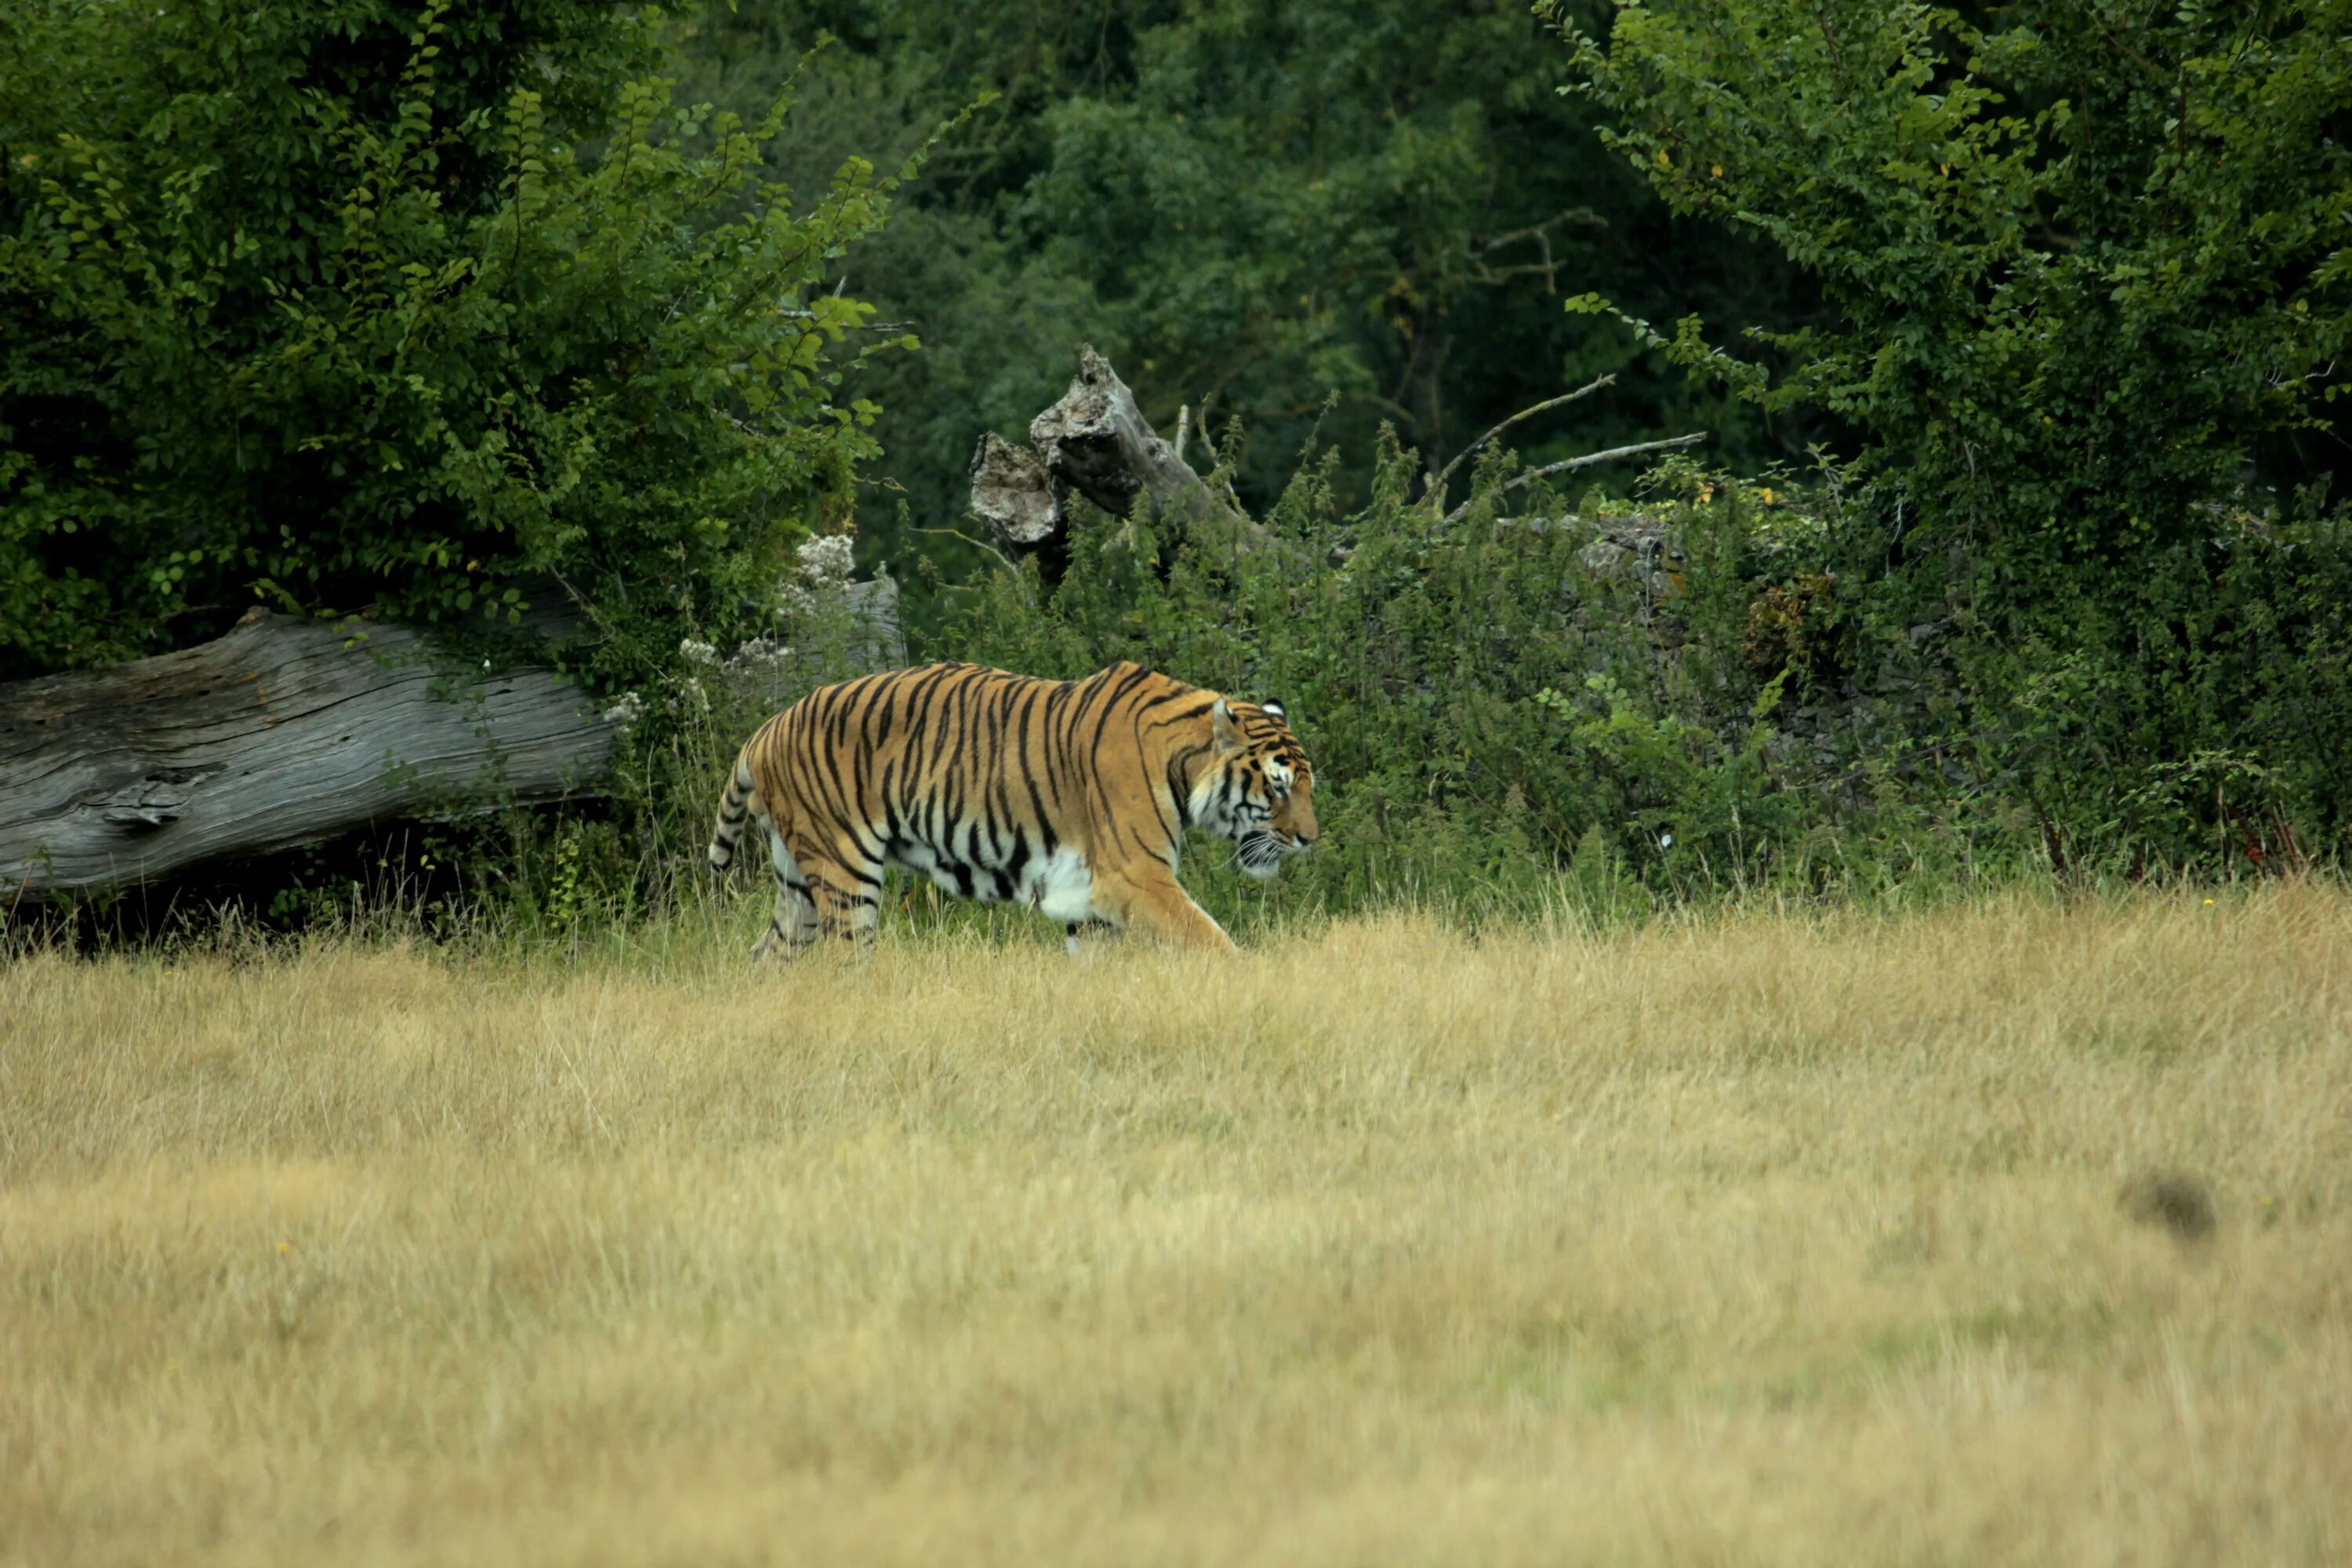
[{"x1": 667, "y1": 0, "x2": 1833, "y2": 583}]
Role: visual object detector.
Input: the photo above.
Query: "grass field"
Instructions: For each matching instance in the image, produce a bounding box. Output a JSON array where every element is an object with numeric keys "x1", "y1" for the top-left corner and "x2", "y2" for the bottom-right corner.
[{"x1": 4, "y1": 885, "x2": 2349, "y2": 1565}]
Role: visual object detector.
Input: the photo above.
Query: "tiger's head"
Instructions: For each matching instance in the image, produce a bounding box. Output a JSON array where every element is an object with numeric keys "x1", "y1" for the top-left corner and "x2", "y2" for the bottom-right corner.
[{"x1": 1194, "y1": 695, "x2": 1319, "y2": 879}]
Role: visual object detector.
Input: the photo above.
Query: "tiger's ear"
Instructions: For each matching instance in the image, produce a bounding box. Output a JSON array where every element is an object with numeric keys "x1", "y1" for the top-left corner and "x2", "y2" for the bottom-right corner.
[
  {"x1": 1211, "y1": 696, "x2": 1243, "y2": 750},
  {"x1": 1260, "y1": 699, "x2": 1286, "y2": 723}
]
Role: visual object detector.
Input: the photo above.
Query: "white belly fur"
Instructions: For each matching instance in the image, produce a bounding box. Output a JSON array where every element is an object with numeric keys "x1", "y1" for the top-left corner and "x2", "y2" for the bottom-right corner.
[{"x1": 1022, "y1": 847, "x2": 1095, "y2": 923}]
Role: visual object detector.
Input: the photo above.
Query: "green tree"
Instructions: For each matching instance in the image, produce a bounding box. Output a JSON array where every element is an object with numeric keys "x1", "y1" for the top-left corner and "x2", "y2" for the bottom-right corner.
[
  {"x1": 1563, "y1": 0, "x2": 2349, "y2": 565},
  {"x1": 1, "y1": 0, "x2": 915, "y2": 684},
  {"x1": 672, "y1": 0, "x2": 1827, "y2": 568},
  {"x1": 1560, "y1": 0, "x2": 2352, "y2": 863}
]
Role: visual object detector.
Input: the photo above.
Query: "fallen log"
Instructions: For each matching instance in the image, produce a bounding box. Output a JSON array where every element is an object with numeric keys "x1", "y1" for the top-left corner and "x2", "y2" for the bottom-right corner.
[
  {"x1": 0, "y1": 608, "x2": 612, "y2": 900},
  {"x1": 1, "y1": 580, "x2": 906, "y2": 900}
]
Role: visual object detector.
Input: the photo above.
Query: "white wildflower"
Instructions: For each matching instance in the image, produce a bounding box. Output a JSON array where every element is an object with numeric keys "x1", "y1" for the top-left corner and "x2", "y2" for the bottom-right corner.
[
  {"x1": 679, "y1": 637, "x2": 720, "y2": 666},
  {"x1": 723, "y1": 634, "x2": 794, "y2": 677},
  {"x1": 601, "y1": 691, "x2": 646, "y2": 729},
  {"x1": 797, "y1": 532, "x2": 856, "y2": 585}
]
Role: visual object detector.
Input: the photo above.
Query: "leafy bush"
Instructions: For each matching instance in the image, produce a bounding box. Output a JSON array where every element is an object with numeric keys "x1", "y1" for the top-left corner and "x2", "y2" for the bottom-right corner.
[
  {"x1": 1, "y1": 0, "x2": 919, "y2": 687},
  {"x1": 1561, "y1": 1, "x2": 2349, "y2": 552},
  {"x1": 1552, "y1": 0, "x2": 2352, "y2": 869}
]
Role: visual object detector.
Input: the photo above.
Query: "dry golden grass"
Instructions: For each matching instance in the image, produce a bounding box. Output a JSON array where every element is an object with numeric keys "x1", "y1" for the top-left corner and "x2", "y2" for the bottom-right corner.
[{"x1": 3, "y1": 885, "x2": 2350, "y2": 1566}]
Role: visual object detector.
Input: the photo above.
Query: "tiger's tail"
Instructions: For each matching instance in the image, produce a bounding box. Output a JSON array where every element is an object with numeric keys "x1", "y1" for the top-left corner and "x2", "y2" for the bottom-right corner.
[{"x1": 706, "y1": 749, "x2": 760, "y2": 878}]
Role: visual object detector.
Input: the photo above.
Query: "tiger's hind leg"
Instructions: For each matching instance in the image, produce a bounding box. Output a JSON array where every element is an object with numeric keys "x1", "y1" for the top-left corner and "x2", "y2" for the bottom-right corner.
[
  {"x1": 751, "y1": 821, "x2": 821, "y2": 966},
  {"x1": 795, "y1": 845, "x2": 886, "y2": 953}
]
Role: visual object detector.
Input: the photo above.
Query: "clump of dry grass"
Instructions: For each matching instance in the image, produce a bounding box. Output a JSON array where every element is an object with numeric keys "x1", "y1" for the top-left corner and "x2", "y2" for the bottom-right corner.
[{"x1": 3, "y1": 885, "x2": 2349, "y2": 1566}]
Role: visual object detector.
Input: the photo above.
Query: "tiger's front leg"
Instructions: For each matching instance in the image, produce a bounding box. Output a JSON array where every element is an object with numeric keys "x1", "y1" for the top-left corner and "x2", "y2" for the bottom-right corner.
[
  {"x1": 1088, "y1": 863, "x2": 1237, "y2": 953},
  {"x1": 1064, "y1": 917, "x2": 1120, "y2": 958}
]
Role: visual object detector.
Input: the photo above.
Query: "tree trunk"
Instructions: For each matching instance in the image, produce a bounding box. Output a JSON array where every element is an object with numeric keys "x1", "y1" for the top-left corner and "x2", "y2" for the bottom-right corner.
[
  {"x1": 0, "y1": 608, "x2": 610, "y2": 900},
  {"x1": 1, "y1": 582, "x2": 906, "y2": 900}
]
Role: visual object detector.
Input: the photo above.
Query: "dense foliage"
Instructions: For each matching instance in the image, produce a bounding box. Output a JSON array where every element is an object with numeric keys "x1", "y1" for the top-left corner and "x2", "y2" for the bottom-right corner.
[
  {"x1": 1565, "y1": 0, "x2": 2350, "y2": 530},
  {"x1": 670, "y1": 0, "x2": 1829, "y2": 568},
  {"x1": 9, "y1": 0, "x2": 2350, "y2": 935},
  {"x1": 1545, "y1": 0, "x2": 2352, "y2": 870},
  {"x1": 1, "y1": 0, "x2": 913, "y2": 684},
  {"x1": 921, "y1": 0, "x2": 2352, "y2": 912}
]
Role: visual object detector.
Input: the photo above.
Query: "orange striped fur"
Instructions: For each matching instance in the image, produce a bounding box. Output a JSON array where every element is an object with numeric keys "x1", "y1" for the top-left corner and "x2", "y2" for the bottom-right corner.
[{"x1": 706, "y1": 661, "x2": 1318, "y2": 960}]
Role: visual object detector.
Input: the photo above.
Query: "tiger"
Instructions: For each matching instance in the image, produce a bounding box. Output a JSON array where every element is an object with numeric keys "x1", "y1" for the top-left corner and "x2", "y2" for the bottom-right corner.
[{"x1": 704, "y1": 660, "x2": 1318, "y2": 960}]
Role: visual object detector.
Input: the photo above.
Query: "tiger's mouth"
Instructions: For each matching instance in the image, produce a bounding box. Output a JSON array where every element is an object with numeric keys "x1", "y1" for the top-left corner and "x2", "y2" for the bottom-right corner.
[{"x1": 1234, "y1": 829, "x2": 1304, "y2": 880}]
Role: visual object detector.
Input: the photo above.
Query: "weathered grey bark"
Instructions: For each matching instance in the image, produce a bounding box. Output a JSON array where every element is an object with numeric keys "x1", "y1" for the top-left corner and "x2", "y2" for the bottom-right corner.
[
  {"x1": 967, "y1": 434, "x2": 1058, "y2": 550},
  {"x1": 0, "y1": 579, "x2": 907, "y2": 899},
  {"x1": 779, "y1": 577, "x2": 907, "y2": 690},
  {"x1": 0, "y1": 608, "x2": 613, "y2": 898},
  {"x1": 969, "y1": 345, "x2": 1250, "y2": 566}
]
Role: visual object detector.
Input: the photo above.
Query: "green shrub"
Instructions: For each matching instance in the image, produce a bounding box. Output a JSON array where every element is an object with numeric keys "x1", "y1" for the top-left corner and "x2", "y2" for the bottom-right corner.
[
  {"x1": 1, "y1": 0, "x2": 923, "y2": 689},
  {"x1": 1551, "y1": 0, "x2": 2352, "y2": 870}
]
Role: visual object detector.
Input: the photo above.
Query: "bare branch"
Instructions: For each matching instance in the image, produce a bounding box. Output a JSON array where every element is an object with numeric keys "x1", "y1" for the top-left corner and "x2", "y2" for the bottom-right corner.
[
  {"x1": 1464, "y1": 208, "x2": 1606, "y2": 293},
  {"x1": 1423, "y1": 374, "x2": 1615, "y2": 509},
  {"x1": 911, "y1": 524, "x2": 1018, "y2": 575},
  {"x1": 1443, "y1": 432, "x2": 1708, "y2": 524},
  {"x1": 967, "y1": 431, "x2": 1058, "y2": 546}
]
